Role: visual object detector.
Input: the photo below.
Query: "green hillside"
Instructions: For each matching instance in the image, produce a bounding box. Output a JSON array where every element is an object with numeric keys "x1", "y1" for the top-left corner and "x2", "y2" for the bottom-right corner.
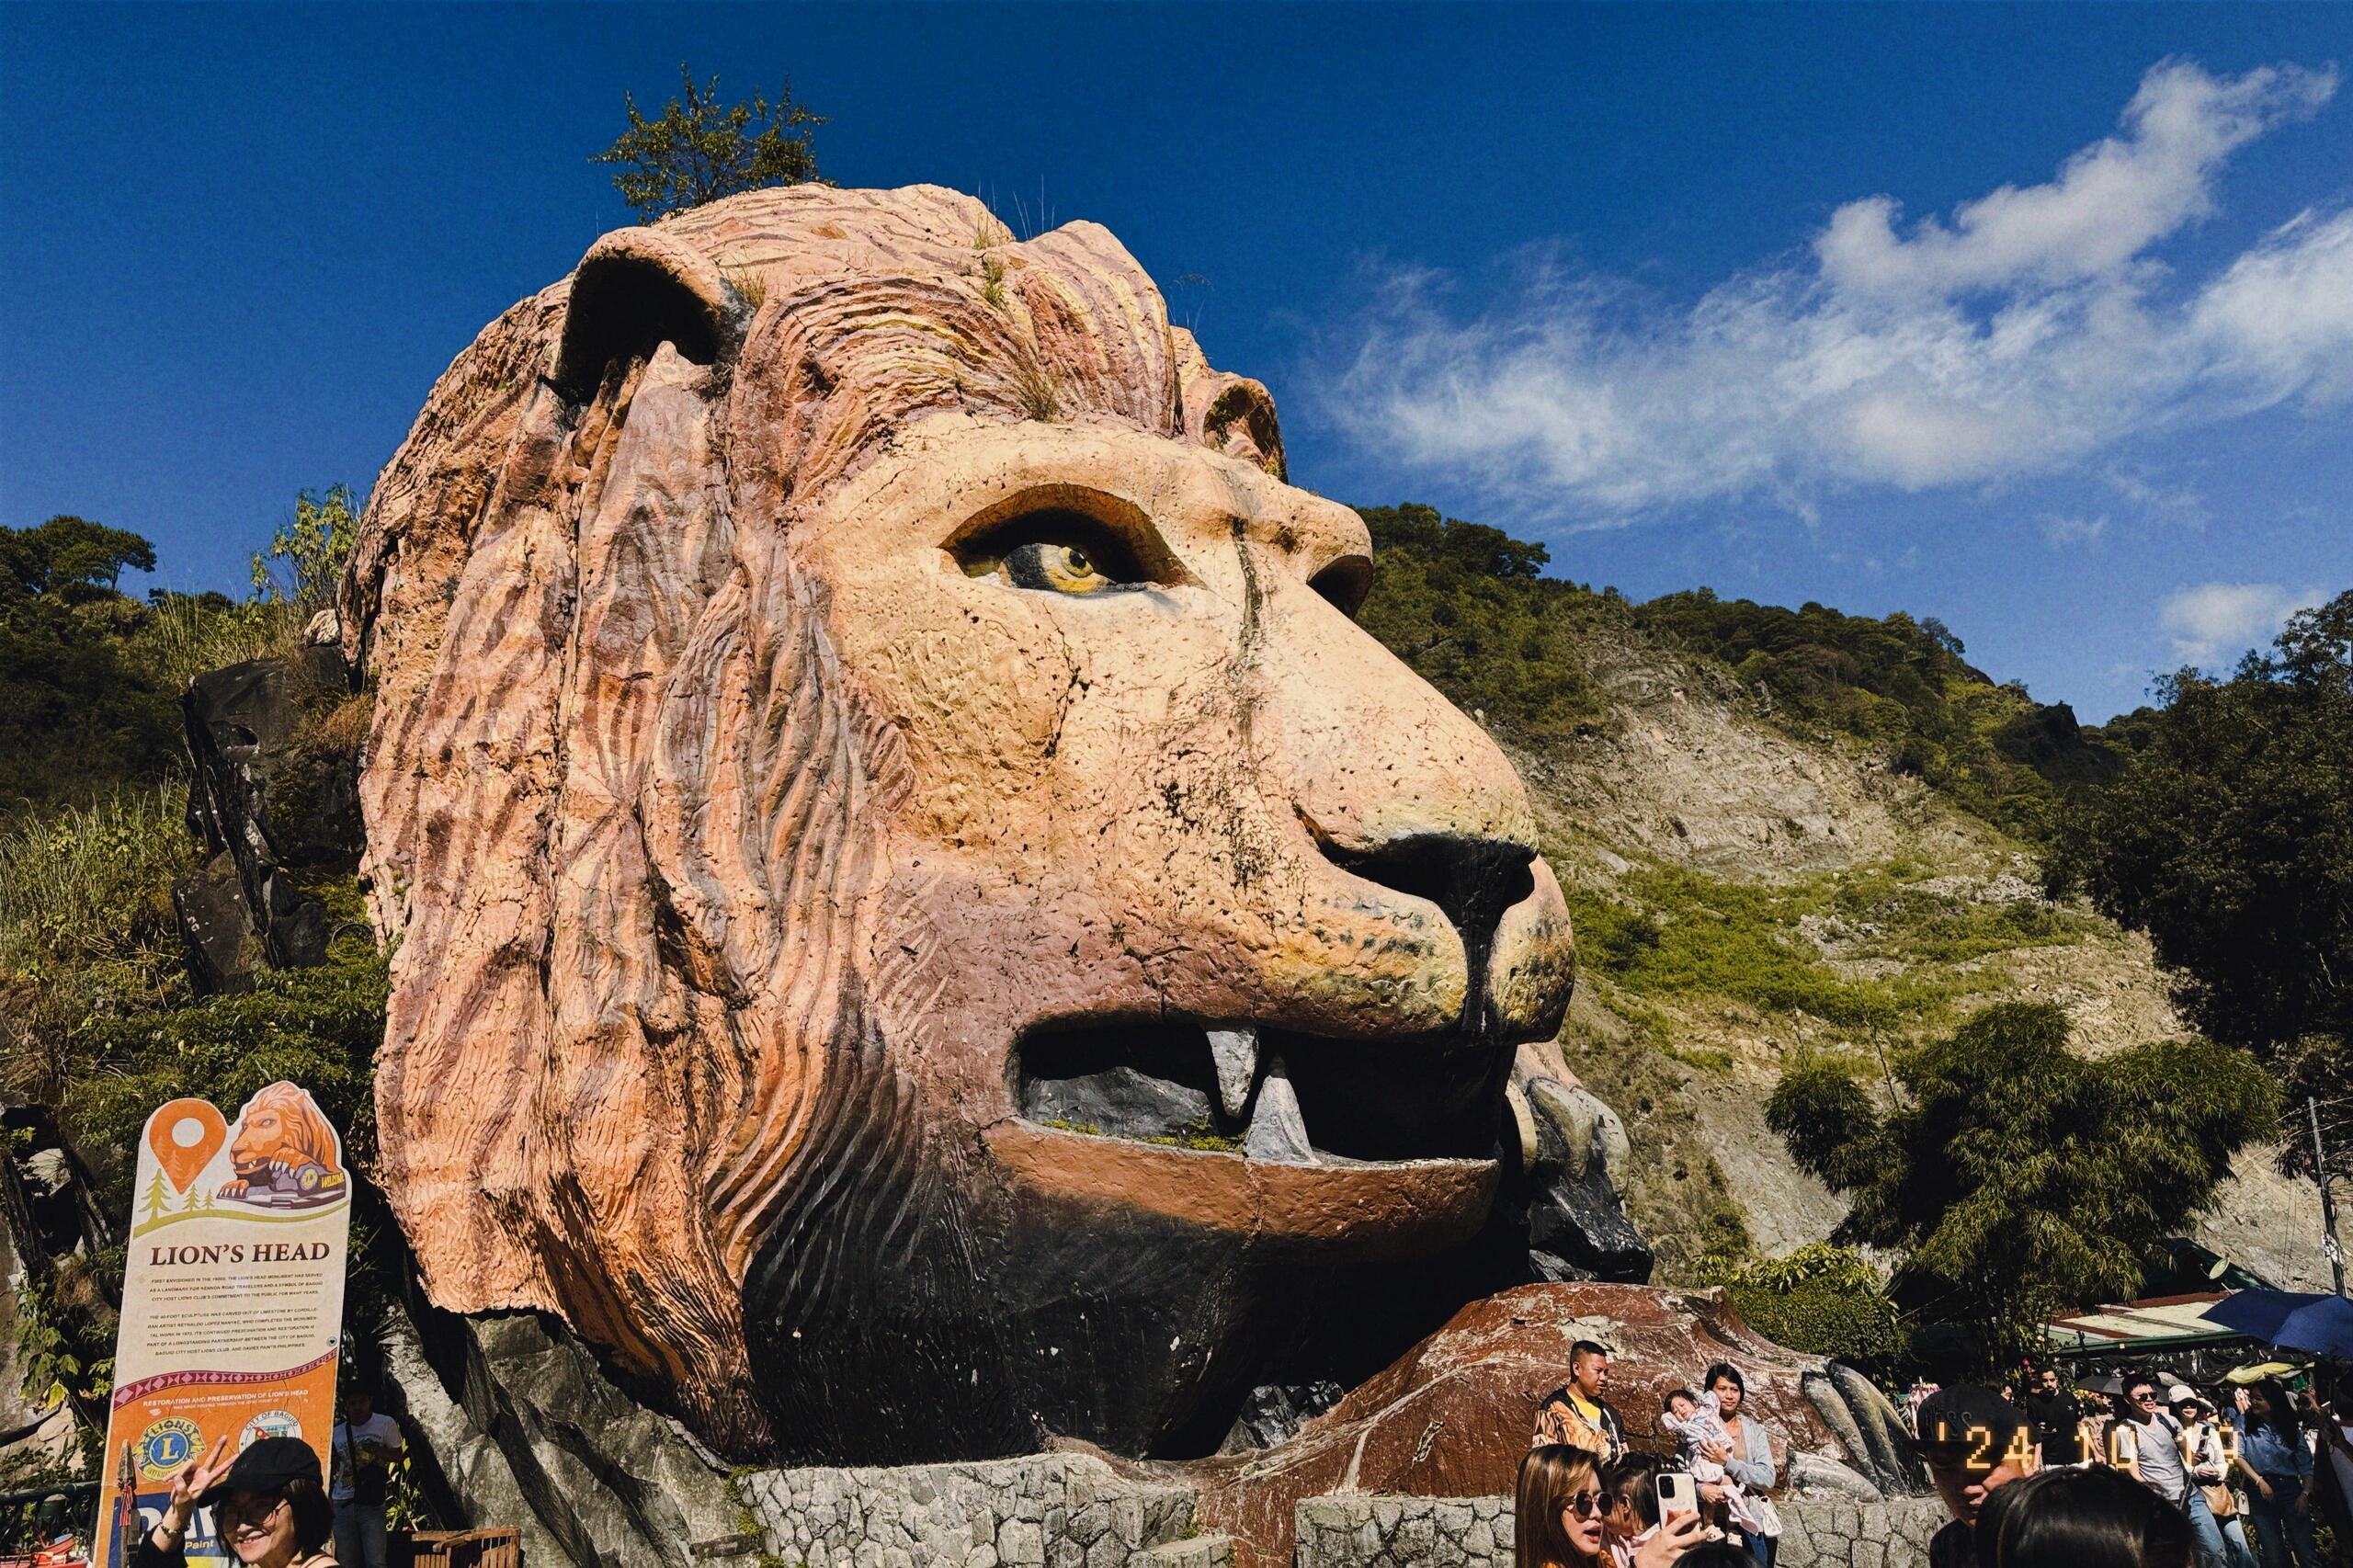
[{"x1": 1356, "y1": 503, "x2": 2120, "y2": 841}]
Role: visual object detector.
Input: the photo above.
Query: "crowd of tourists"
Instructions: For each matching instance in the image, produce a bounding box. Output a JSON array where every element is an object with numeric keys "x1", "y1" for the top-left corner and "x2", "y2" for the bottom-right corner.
[
  {"x1": 1909, "y1": 1364, "x2": 2351, "y2": 1568},
  {"x1": 1518, "y1": 1345, "x2": 2353, "y2": 1568},
  {"x1": 1907, "y1": 1365, "x2": 2353, "y2": 1568}
]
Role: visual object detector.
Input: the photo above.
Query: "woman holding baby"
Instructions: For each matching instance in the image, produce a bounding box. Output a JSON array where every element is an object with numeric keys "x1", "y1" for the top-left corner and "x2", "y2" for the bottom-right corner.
[{"x1": 1697, "y1": 1363, "x2": 1783, "y2": 1568}]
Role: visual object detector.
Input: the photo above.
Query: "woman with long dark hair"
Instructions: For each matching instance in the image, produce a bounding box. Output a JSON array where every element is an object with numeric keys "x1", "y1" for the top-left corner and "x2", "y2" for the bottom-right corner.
[
  {"x1": 1976, "y1": 1467, "x2": 2192, "y2": 1568},
  {"x1": 1518, "y1": 1445, "x2": 1700, "y2": 1568},
  {"x1": 1698, "y1": 1364, "x2": 1781, "y2": 1568},
  {"x1": 2232, "y1": 1380, "x2": 2320, "y2": 1568}
]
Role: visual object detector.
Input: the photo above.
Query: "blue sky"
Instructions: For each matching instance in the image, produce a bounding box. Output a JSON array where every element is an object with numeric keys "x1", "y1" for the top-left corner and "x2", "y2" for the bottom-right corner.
[{"x1": 6, "y1": 4, "x2": 2348, "y2": 720}]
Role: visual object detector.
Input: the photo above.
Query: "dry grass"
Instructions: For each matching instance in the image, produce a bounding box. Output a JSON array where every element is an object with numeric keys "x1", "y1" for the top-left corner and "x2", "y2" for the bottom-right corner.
[
  {"x1": 130, "y1": 596, "x2": 292, "y2": 690},
  {"x1": 973, "y1": 212, "x2": 1011, "y2": 310},
  {"x1": 725, "y1": 267, "x2": 769, "y2": 310},
  {"x1": 1009, "y1": 358, "x2": 1061, "y2": 422}
]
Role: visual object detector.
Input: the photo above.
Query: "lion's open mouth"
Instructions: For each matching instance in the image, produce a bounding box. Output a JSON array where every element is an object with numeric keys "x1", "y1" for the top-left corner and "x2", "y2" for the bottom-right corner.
[{"x1": 1016, "y1": 1017, "x2": 1511, "y2": 1165}]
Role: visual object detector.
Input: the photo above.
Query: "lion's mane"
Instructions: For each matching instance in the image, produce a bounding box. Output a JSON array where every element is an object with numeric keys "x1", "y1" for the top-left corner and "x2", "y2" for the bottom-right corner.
[{"x1": 343, "y1": 186, "x2": 1284, "y2": 1447}]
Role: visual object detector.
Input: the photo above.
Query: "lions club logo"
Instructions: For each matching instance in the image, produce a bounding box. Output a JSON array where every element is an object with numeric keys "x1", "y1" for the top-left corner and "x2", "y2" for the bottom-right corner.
[{"x1": 134, "y1": 1416, "x2": 204, "y2": 1480}]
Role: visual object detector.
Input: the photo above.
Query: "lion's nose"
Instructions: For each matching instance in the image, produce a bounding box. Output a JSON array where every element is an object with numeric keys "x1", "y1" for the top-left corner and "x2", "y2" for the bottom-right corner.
[{"x1": 1321, "y1": 831, "x2": 1538, "y2": 1030}]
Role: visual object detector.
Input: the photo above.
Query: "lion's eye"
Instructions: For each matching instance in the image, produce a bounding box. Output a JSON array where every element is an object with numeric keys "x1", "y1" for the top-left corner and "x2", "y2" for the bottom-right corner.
[
  {"x1": 1006, "y1": 541, "x2": 1112, "y2": 595},
  {"x1": 956, "y1": 507, "x2": 1153, "y2": 597}
]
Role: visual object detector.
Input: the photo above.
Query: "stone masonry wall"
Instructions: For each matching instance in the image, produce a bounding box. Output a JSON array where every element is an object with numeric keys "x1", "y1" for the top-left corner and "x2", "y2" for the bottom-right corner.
[
  {"x1": 1292, "y1": 1494, "x2": 1948, "y2": 1568},
  {"x1": 1775, "y1": 1498, "x2": 1945, "y2": 1568},
  {"x1": 1294, "y1": 1495, "x2": 1516, "y2": 1568},
  {"x1": 740, "y1": 1453, "x2": 1233, "y2": 1568}
]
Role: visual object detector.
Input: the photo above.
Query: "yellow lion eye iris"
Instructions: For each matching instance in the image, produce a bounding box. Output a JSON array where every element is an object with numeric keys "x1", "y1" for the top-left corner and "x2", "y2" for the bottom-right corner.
[{"x1": 1004, "y1": 540, "x2": 1115, "y2": 595}]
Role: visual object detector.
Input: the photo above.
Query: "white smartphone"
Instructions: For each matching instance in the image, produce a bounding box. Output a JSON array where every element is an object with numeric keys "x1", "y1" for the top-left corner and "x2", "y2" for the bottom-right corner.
[{"x1": 1655, "y1": 1471, "x2": 1697, "y2": 1519}]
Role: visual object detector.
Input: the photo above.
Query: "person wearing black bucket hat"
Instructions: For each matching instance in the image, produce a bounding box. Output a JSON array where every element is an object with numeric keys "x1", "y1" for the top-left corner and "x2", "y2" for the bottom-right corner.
[
  {"x1": 1914, "y1": 1385, "x2": 2039, "y2": 1568},
  {"x1": 133, "y1": 1433, "x2": 338, "y2": 1568}
]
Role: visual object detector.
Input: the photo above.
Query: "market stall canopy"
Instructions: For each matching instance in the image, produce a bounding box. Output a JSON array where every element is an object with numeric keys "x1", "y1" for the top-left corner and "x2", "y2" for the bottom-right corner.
[{"x1": 2049, "y1": 1291, "x2": 2251, "y2": 1356}]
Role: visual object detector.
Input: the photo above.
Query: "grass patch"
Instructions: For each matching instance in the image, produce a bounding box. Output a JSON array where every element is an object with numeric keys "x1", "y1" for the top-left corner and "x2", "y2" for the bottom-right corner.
[
  {"x1": 1139, "y1": 1120, "x2": 1245, "y2": 1153},
  {"x1": 67, "y1": 876, "x2": 386, "y2": 1211},
  {"x1": 973, "y1": 212, "x2": 1010, "y2": 310},
  {"x1": 1035, "y1": 1117, "x2": 1242, "y2": 1152},
  {"x1": 1009, "y1": 358, "x2": 1060, "y2": 421},
  {"x1": 726, "y1": 267, "x2": 769, "y2": 311},
  {"x1": 1566, "y1": 857, "x2": 2088, "y2": 1038},
  {"x1": 128, "y1": 592, "x2": 292, "y2": 690},
  {"x1": 0, "y1": 787, "x2": 193, "y2": 988},
  {"x1": 1569, "y1": 869, "x2": 1908, "y2": 1029}
]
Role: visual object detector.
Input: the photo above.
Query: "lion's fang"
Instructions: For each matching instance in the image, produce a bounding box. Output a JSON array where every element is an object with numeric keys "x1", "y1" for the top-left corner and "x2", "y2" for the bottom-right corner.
[
  {"x1": 1208, "y1": 1027, "x2": 1259, "y2": 1121},
  {"x1": 1242, "y1": 1055, "x2": 1314, "y2": 1165}
]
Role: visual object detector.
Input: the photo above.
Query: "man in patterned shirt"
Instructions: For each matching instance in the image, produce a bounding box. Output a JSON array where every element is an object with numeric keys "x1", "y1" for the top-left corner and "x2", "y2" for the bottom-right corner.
[{"x1": 1535, "y1": 1341, "x2": 1627, "y2": 1462}]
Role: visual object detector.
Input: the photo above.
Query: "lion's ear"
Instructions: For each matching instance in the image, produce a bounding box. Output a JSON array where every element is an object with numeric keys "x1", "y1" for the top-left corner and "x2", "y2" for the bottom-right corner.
[{"x1": 551, "y1": 228, "x2": 749, "y2": 402}]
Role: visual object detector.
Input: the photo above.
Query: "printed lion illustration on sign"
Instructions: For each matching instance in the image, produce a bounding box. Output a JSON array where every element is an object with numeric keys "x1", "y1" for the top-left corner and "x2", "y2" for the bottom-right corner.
[
  {"x1": 345, "y1": 185, "x2": 1577, "y2": 1461},
  {"x1": 215, "y1": 1081, "x2": 347, "y2": 1209}
]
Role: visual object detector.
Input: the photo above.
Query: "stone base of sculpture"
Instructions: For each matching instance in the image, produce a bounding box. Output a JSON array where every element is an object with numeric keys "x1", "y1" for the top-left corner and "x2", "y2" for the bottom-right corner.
[{"x1": 380, "y1": 1282, "x2": 1924, "y2": 1568}]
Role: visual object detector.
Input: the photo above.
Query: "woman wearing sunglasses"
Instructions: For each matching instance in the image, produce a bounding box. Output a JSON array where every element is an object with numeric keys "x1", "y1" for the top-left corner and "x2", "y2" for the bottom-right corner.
[
  {"x1": 1519, "y1": 1444, "x2": 1703, "y2": 1568},
  {"x1": 134, "y1": 1434, "x2": 339, "y2": 1568}
]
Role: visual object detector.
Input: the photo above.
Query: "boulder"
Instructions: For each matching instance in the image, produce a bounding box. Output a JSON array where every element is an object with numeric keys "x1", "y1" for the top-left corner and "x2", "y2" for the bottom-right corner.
[
  {"x1": 172, "y1": 849, "x2": 257, "y2": 994},
  {"x1": 1515, "y1": 1068, "x2": 1651, "y2": 1282},
  {"x1": 177, "y1": 645, "x2": 359, "y2": 983},
  {"x1": 381, "y1": 1301, "x2": 749, "y2": 1568},
  {"x1": 1218, "y1": 1382, "x2": 1346, "y2": 1455}
]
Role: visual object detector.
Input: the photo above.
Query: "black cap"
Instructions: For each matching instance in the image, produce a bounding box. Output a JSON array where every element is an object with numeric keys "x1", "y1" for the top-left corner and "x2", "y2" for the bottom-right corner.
[
  {"x1": 197, "y1": 1436, "x2": 322, "y2": 1510},
  {"x1": 1912, "y1": 1385, "x2": 2033, "y2": 1466}
]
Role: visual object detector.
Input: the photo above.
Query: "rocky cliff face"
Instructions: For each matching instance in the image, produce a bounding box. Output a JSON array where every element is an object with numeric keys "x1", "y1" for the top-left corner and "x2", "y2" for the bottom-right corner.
[{"x1": 1499, "y1": 621, "x2": 2326, "y2": 1290}]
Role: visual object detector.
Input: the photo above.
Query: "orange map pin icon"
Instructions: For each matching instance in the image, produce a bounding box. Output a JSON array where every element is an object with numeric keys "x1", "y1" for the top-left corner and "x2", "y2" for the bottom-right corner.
[{"x1": 147, "y1": 1099, "x2": 228, "y2": 1193}]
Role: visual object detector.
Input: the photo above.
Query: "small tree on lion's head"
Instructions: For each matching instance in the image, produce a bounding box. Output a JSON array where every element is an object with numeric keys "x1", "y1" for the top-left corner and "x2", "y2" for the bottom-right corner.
[
  {"x1": 592, "y1": 63, "x2": 824, "y2": 222},
  {"x1": 345, "y1": 186, "x2": 1578, "y2": 1463}
]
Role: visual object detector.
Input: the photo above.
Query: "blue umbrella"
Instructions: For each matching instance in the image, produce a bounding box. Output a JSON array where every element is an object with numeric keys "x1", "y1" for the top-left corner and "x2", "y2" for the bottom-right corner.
[
  {"x1": 2201, "y1": 1290, "x2": 2331, "y2": 1341},
  {"x1": 2268, "y1": 1293, "x2": 2353, "y2": 1358}
]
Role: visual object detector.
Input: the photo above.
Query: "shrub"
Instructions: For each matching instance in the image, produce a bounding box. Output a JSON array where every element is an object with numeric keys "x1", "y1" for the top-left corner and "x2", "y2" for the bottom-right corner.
[
  {"x1": 1766, "y1": 1004, "x2": 2279, "y2": 1365},
  {"x1": 1354, "y1": 504, "x2": 1608, "y2": 738},
  {"x1": 68, "y1": 878, "x2": 387, "y2": 1210},
  {"x1": 1717, "y1": 1243, "x2": 1909, "y2": 1380}
]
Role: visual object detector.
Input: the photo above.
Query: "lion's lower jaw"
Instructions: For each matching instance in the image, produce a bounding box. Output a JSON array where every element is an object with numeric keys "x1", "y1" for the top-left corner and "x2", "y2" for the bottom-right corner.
[{"x1": 733, "y1": 1130, "x2": 1501, "y2": 1464}]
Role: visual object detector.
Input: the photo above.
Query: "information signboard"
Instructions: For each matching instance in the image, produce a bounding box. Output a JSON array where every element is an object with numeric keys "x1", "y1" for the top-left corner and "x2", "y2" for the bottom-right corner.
[{"x1": 92, "y1": 1083, "x2": 351, "y2": 1568}]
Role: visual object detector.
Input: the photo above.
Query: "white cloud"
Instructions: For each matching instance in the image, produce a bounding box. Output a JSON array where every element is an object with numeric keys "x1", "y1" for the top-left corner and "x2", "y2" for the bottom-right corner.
[
  {"x1": 2189, "y1": 206, "x2": 2353, "y2": 403},
  {"x1": 2102, "y1": 466, "x2": 2211, "y2": 529},
  {"x1": 1328, "y1": 60, "x2": 2352, "y2": 519},
  {"x1": 2158, "y1": 582, "x2": 2324, "y2": 662},
  {"x1": 2040, "y1": 514, "x2": 2109, "y2": 548},
  {"x1": 1817, "y1": 61, "x2": 2335, "y2": 295}
]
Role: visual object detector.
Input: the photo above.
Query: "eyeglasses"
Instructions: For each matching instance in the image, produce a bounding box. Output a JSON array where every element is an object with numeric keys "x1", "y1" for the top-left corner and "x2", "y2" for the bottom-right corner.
[
  {"x1": 2131, "y1": 1391, "x2": 2160, "y2": 1403},
  {"x1": 1564, "y1": 1491, "x2": 1607, "y2": 1518},
  {"x1": 216, "y1": 1494, "x2": 289, "y2": 1528}
]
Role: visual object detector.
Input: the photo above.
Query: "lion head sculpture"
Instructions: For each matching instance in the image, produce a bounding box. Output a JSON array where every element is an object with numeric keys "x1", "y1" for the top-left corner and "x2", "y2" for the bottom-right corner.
[{"x1": 344, "y1": 185, "x2": 1577, "y2": 1461}]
